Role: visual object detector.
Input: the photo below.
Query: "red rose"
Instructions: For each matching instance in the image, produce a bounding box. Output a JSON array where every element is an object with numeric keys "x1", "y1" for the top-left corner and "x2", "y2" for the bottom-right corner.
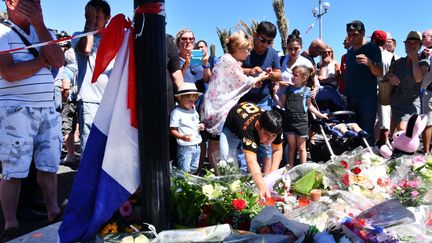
[
  {"x1": 232, "y1": 198, "x2": 247, "y2": 211},
  {"x1": 341, "y1": 160, "x2": 349, "y2": 169},
  {"x1": 258, "y1": 226, "x2": 272, "y2": 234},
  {"x1": 351, "y1": 167, "x2": 361, "y2": 175}
]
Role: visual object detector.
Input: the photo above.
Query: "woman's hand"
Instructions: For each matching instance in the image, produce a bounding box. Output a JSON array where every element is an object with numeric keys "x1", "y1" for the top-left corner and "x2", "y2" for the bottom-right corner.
[{"x1": 385, "y1": 73, "x2": 400, "y2": 86}]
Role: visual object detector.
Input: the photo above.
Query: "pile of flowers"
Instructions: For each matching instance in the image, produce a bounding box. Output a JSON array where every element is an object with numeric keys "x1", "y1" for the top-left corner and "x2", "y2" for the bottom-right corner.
[
  {"x1": 216, "y1": 158, "x2": 240, "y2": 176},
  {"x1": 170, "y1": 170, "x2": 263, "y2": 230}
]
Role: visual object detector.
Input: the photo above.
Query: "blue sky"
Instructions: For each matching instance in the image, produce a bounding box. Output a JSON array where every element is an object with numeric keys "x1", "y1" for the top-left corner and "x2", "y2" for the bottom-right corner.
[{"x1": 11, "y1": 0, "x2": 431, "y2": 63}]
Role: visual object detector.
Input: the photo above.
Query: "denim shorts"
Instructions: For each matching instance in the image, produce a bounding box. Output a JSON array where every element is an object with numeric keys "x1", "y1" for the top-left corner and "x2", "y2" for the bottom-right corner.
[{"x1": 0, "y1": 106, "x2": 62, "y2": 179}]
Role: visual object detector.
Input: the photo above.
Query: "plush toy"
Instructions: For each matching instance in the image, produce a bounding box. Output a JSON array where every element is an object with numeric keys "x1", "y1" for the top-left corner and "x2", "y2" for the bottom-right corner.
[{"x1": 380, "y1": 114, "x2": 428, "y2": 158}]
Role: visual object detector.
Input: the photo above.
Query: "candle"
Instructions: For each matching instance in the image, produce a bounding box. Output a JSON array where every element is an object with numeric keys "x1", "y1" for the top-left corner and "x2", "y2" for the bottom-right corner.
[{"x1": 310, "y1": 189, "x2": 322, "y2": 202}]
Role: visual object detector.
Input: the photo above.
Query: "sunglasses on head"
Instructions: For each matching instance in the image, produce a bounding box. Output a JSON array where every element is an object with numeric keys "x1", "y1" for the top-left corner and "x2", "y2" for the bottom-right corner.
[
  {"x1": 346, "y1": 23, "x2": 363, "y2": 32},
  {"x1": 258, "y1": 35, "x2": 274, "y2": 45}
]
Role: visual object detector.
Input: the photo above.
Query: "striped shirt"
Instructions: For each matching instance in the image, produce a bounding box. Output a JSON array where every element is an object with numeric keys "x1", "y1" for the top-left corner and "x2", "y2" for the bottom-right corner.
[{"x1": 0, "y1": 20, "x2": 55, "y2": 107}]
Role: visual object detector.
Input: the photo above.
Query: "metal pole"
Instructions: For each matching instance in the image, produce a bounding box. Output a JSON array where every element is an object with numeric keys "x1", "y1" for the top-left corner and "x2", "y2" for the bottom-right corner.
[
  {"x1": 318, "y1": 0, "x2": 322, "y2": 39},
  {"x1": 134, "y1": 0, "x2": 171, "y2": 231}
]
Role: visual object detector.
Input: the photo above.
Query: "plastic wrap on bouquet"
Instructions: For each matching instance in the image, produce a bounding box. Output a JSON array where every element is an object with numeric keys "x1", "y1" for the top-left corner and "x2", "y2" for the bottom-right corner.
[
  {"x1": 356, "y1": 199, "x2": 415, "y2": 228},
  {"x1": 250, "y1": 206, "x2": 309, "y2": 240},
  {"x1": 263, "y1": 163, "x2": 325, "y2": 194},
  {"x1": 212, "y1": 151, "x2": 241, "y2": 176},
  {"x1": 287, "y1": 202, "x2": 329, "y2": 231},
  {"x1": 152, "y1": 224, "x2": 232, "y2": 242},
  {"x1": 324, "y1": 147, "x2": 387, "y2": 191},
  {"x1": 387, "y1": 205, "x2": 432, "y2": 241}
]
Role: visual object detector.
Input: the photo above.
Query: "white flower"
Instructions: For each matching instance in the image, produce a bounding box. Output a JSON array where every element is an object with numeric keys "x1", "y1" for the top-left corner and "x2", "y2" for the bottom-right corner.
[
  {"x1": 219, "y1": 160, "x2": 227, "y2": 167},
  {"x1": 227, "y1": 158, "x2": 234, "y2": 164},
  {"x1": 230, "y1": 180, "x2": 241, "y2": 191},
  {"x1": 202, "y1": 185, "x2": 214, "y2": 198},
  {"x1": 175, "y1": 188, "x2": 182, "y2": 193},
  {"x1": 120, "y1": 236, "x2": 134, "y2": 243},
  {"x1": 134, "y1": 234, "x2": 149, "y2": 243}
]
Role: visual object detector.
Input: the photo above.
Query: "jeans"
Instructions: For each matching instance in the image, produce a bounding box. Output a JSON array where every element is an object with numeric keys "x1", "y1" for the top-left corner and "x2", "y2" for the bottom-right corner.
[
  {"x1": 347, "y1": 96, "x2": 377, "y2": 145},
  {"x1": 177, "y1": 144, "x2": 200, "y2": 173},
  {"x1": 220, "y1": 127, "x2": 246, "y2": 172},
  {"x1": 78, "y1": 101, "x2": 100, "y2": 152}
]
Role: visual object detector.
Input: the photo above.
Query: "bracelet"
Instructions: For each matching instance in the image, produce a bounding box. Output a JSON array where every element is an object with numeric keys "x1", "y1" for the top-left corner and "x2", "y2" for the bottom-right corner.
[{"x1": 202, "y1": 64, "x2": 210, "y2": 69}]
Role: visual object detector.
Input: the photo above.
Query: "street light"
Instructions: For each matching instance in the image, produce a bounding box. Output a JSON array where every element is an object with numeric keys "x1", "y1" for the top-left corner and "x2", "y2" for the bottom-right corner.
[{"x1": 312, "y1": 0, "x2": 330, "y2": 39}]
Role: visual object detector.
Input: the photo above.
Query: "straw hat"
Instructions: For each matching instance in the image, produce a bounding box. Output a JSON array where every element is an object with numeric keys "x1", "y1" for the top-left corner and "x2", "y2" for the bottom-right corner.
[{"x1": 175, "y1": 83, "x2": 202, "y2": 97}]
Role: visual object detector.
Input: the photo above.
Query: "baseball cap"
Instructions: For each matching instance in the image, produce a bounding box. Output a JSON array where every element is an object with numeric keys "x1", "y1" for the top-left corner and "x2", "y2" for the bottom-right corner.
[{"x1": 371, "y1": 30, "x2": 387, "y2": 46}]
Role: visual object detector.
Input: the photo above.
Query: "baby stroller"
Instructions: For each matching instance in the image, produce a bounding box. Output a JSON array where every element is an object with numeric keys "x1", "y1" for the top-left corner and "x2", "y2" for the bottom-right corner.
[{"x1": 308, "y1": 99, "x2": 373, "y2": 163}]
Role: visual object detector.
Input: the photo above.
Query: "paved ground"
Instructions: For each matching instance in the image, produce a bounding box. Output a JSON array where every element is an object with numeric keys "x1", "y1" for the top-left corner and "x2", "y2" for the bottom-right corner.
[{"x1": 0, "y1": 165, "x2": 78, "y2": 242}]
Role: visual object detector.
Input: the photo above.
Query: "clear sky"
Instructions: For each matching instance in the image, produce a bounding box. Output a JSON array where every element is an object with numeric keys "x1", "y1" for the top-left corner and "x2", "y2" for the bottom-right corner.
[{"x1": 10, "y1": 0, "x2": 431, "y2": 63}]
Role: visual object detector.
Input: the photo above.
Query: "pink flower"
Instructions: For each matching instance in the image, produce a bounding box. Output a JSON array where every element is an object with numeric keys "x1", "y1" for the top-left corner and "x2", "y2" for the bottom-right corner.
[
  {"x1": 411, "y1": 190, "x2": 420, "y2": 197},
  {"x1": 406, "y1": 180, "x2": 420, "y2": 188},
  {"x1": 354, "y1": 160, "x2": 363, "y2": 165},
  {"x1": 341, "y1": 173, "x2": 350, "y2": 186},
  {"x1": 119, "y1": 200, "x2": 134, "y2": 222},
  {"x1": 412, "y1": 156, "x2": 426, "y2": 167}
]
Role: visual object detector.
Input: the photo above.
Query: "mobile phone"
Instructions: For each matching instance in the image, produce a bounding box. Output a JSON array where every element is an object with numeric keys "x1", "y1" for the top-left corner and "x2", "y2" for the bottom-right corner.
[
  {"x1": 190, "y1": 50, "x2": 204, "y2": 66},
  {"x1": 191, "y1": 50, "x2": 204, "y2": 58}
]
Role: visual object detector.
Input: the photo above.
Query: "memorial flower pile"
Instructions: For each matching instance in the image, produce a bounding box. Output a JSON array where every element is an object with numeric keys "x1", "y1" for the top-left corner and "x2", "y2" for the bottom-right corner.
[{"x1": 171, "y1": 171, "x2": 263, "y2": 230}]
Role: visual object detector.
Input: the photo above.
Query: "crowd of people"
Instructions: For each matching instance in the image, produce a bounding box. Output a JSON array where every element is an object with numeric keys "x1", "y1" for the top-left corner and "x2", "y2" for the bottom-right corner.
[
  {"x1": 0, "y1": 0, "x2": 432, "y2": 241},
  {"x1": 169, "y1": 21, "x2": 432, "y2": 198}
]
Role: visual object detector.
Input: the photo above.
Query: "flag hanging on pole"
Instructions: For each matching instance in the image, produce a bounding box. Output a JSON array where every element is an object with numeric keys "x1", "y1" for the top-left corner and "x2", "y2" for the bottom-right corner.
[{"x1": 58, "y1": 15, "x2": 139, "y2": 243}]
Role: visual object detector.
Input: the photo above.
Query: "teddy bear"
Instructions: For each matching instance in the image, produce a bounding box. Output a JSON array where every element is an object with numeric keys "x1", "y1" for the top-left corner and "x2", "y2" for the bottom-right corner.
[{"x1": 380, "y1": 114, "x2": 428, "y2": 159}]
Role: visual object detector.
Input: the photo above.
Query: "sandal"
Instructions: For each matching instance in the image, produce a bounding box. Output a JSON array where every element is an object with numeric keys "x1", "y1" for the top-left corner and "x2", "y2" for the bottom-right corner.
[{"x1": 1, "y1": 227, "x2": 20, "y2": 242}]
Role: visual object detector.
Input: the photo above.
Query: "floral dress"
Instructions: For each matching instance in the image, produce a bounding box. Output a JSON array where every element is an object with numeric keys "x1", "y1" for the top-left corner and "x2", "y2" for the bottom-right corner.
[{"x1": 200, "y1": 53, "x2": 255, "y2": 136}]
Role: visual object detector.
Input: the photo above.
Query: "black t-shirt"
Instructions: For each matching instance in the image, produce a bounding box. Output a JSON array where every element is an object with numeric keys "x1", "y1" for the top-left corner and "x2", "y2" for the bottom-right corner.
[
  {"x1": 224, "y1": 102, "x2": 283, "y2": 154},
  {"x1": 166, "y1": 34, "x2": 181, "y2": 114}
]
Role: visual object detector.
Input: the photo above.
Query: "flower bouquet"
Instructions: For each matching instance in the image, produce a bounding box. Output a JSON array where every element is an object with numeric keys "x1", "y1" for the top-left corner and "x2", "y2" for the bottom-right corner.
[{"x1": 170, "y1": 169, "x2": 263, "y2": 230}]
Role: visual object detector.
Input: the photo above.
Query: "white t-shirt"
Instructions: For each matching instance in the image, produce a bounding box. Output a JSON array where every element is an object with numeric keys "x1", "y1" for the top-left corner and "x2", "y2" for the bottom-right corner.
[
  {"x1": 170, "y1": 106, "x2": 202, "y2": 146},
  {"x1": 280, "y1": 55, "x2": 319, "y2": 86},
  {"x1": 0, "y1": 21, "x2": 56, "y2": 107}
]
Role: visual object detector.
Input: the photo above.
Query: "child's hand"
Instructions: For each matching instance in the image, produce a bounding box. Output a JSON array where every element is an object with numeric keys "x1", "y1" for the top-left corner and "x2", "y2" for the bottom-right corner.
[
  {"x1": 182, "y1": 134, "x2": 192, "y2": 142},
  {"x1": 320, "y1": 113, "x2": 329, "y2": 120},
  {"x1": 197, "y1": 123, "x2": 205, "y2": 131}
]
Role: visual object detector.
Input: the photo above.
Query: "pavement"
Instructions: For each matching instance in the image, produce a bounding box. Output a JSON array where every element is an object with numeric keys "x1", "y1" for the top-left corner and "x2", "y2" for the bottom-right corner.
[{"x1": 0, "y1": 164, "x2": 78, "y2": 242}]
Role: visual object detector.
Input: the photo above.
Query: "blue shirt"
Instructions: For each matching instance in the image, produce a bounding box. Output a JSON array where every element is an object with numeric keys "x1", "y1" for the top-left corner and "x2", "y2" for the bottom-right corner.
[
  {"x1": 241, "y1": 47, "x2": 281, "y2": 103},
  {"x1": 344, "y1": 42, "x2": 382, "y2": 97}
]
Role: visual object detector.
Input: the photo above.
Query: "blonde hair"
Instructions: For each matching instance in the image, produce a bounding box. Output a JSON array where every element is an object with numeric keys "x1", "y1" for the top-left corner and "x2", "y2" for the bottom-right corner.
[
  {"x1": 292, "y1": 65, "x2": 315, "y2": 88},
  {"x1": 226, "y1": 30, "x2": 252, "y2": 54},
  {"x1": 175, "y1": 28, "x2": 194, "y2": 47},
  {"x1": 322, "y1": 45, "x2": 335, "y2": 60}
]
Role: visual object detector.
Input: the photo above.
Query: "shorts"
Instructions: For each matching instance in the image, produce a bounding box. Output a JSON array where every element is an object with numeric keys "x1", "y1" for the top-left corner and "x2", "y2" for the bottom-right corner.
[
  {"x1": 62, "y1": 101, "x2": 78, "y2": 135},
  {"x1": 285, "y1": 113, "x2": 308, "y2": 137},
  {"x1": 201, "y1": 129, "x2": 220, "y2": 141},
  {"x1": 0, "y1": 106, "x2": 62, "y2": 179},
  {"x1": 423, "y1": 90, "x2": 432, "y2": 126},
  {"x1": 391, "y1": 98, "x2": 420, "y2": 123}
]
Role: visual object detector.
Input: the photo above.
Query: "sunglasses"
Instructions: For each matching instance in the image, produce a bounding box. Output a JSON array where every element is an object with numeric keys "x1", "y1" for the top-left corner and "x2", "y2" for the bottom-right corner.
[
  {"x1": 346, "y1": 23, "x2": 364, "y2": 32},
  {"x1": 181, "y1": 37, "x2": 195, "y2": 42},
  {"x1": 258, "y1": 35, "x2": 274, "y2": 45},
  {"x1": 422, "y1": 34, "x2": 432, "y2": 38}
]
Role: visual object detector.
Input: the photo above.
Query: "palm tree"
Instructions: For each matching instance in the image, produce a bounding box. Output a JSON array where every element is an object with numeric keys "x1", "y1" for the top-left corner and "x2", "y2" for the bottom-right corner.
[
  {"x1": 236, "y1": 20, "x2": 259, "y2": 36},
  {"x1": 216, "y1": 27, "x2": 231, "y2": 53},
  {"x1": 272, "y1": 0, "x2": 289, "y2": 54}
]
